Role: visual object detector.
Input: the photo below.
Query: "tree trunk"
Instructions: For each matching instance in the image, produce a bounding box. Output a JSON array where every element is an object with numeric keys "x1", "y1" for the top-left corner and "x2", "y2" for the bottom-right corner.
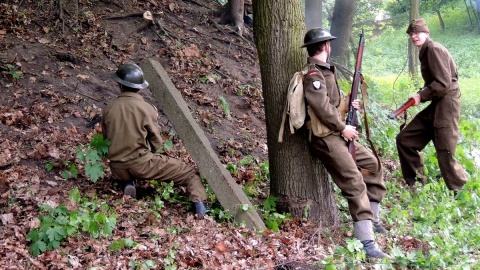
[
  {"x1": 305, "y1": 0, "x2": 323, "y2": 30},
  {"x1": 436, "y1": 9, "x2": 445, "y2": 32},
  {"x1": 408, "y1": 0, "x2": 420, "y2": 76},
  {"x1": 329, "y1": 0, "x2": 355, "y2": 66},
  {"x1": 218, "y1": 0, "x2": 246, "y2": 36},
  {"x1": 230, "y1": 0, "x2": 245, "y2": 36},
  {"x1": 476, "y1": 0, "x2": 480, "y2": 30},
  {"x1": 253, "y1": 0, "x2": 339, "y2": 226}
]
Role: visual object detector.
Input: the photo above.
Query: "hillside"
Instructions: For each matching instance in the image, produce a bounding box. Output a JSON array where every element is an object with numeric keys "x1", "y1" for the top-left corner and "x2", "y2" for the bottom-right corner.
[{"x1": 0, "y1": 1, "x2": 341, "y2": 269}]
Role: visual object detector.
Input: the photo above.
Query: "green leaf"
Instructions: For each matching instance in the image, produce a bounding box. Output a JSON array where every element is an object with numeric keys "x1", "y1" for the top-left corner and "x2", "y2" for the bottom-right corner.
[
  {"x1": 29, "y1": 240, "x2": 47, "y2": 257},
  {"x1": 86, "y1": 149, "x2": 101, "y2": 163},
  {"x1": 44, "y1": 162, "x2": 55, "y2": 171},
  {"x1": 46, "y1": 226, "x2": 66, "y2": 242},
  {"x1": 265, "y1": 219, "x2": 279, "y2": 232},
  {"x1": 263, "y1": 196, "x2": 277, "y2": 213},
  {"x1": 103, "y1": 215, "x2": 117, "y2": 236},
  {"x1": 163, "y1": 140, "x2": 174, "y2": 151},
  {"x1": 48, "y1": 240, "x2": 60, "y2": 250},
  {"x1": 219, "y1": 96, "x2": 232, "y2": 120},
  {"x1": 108, "y1": 239, "x2": 125, "y2": 252},
  {"x1": 68, "y1": 188, "x2": 81, "y2": 203},
  {"x1": 85, "y1": 162, "x2": 104, "y2": 182},
  {"x1": 89, "y1": 134, "x2": 110, "y2": 156},
  {"x1": 76, "y1": 146, "x2": 87, "y2": 162},
  {"x1": 88, "y1": 221, "x2": 100, "y2": 238},
  {"x1": 124, "y1": 238, "x2": 137, "y2": 248},
  {"x1": 26, "y1": 230, "x2": 40, "y2": 242},
  {"x1": 238, "y1": 155, "x2": 254, "y2": 167}
]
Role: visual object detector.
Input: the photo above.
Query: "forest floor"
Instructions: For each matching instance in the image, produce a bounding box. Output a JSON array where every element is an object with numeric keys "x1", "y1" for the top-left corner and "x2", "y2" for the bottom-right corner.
[{"x1": 0, "y1": 1, "x2": 390, "y2": 269}]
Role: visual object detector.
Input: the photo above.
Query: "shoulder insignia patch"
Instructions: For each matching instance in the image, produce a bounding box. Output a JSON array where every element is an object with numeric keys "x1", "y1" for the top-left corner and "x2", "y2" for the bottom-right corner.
[{"x1": 313, "y1": 81, "x2": 321, "y2": 90}]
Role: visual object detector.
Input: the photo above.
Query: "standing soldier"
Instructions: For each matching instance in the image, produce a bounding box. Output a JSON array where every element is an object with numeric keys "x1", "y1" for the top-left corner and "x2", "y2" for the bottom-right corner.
[
  {"x1": 397, "y1": 18, "x2": 468, "y2": 191},
  {"x1": 301, "y1": 28, "x2": 390, "y2": 259},
  {"x1": 102, "y1": 63, "x2": 208, "y2": 215}
]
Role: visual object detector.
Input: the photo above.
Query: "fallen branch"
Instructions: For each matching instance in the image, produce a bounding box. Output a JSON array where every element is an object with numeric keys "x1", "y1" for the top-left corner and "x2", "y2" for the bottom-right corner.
[
  {"x1": 184, "y1": 0, "x2": 217, "y2": 9},
  {"x1": 125, "y1": 11, "x2": 153, "y2": 36},
  {"x1": 104, "y1": 12, "x2": 145, "y2": 20}
]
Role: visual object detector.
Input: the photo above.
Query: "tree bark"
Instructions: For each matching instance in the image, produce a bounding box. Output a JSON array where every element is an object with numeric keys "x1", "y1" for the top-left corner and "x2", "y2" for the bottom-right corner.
[
  {"x1": 253, "y1": 0, "x2": 338, "y2": 226},
  {"x1": 305, "y1": 0, "x2": 323, "y2": 30},
  {"x1": 435, "y1": 9, "x2": 445, "y2": 32},
  {"x1": 230, "y1": 0, "x2": 245, "y2": 36},
  {"x1": 408, "y1": 0, "x2": 420, "y2": 76},
  {"x1": 329, "y1": 0, "x2": 355, "y2": 66},
  {"x1": 218, "y1": 0, "x2": 246, "y2": 36}
]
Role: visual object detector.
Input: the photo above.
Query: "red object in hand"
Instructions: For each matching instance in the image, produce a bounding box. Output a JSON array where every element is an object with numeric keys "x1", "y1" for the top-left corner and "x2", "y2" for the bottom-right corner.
[{"x1": 388, "y1": 98, "x2": 416, "y2": 119}]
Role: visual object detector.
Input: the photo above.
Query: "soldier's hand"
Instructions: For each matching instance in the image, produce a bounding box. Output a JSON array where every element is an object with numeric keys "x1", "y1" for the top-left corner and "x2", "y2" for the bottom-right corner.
[
  {"x1": 341, "y1": 125, "x2": 358, "y2": 141},
  {"x1": 410, "y1": 93, "x2": 421, "y2": 106},
  {"x1": 352, "y1": 99, "x2": 364, "y2": 113}
]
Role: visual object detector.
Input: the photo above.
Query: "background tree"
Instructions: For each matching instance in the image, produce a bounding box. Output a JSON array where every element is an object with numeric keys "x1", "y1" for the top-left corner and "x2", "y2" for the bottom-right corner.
[
  {"x1": 408, "y1": 0, "x2": 420, "y2": 75},
  {"x1": 253, "y1": 0, "x2": 339, "y2": 225},
  {"x1": 218, "y1": 0, "x2": 252, "y2": 36},
  {"x1": 329, "y1": 0, "x2": 356, "y2": 66},
  {"x1": 305, "y1": 0, "x2": 323, "y2": 30}
]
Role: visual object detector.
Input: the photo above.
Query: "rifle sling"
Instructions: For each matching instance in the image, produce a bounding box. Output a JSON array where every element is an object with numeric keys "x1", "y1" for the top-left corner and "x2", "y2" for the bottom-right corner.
[{"x1": 359, "y1": 77, "x2": 382, "y2": 172}]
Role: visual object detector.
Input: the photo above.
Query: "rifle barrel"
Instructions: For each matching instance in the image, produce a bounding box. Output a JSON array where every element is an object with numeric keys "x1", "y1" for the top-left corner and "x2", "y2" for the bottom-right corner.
[
  {"x1": 388, "y1": 98, "x2": 415, "y2": 119},
  {"x1": 346, "y1": 30, "x2": 365, "y2": 160}
]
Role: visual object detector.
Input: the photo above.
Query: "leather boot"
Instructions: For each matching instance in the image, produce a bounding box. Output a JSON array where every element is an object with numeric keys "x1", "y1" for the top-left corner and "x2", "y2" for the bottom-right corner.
[
  {"x1": 370, "y1": 202, "x2": 387, "y2": 233},
  {"x1": 354, "y1": 220, "x2": 391, "y2": 259},
  {"x1": 193, "y1": 202, "x2": 207, "y2": 216},
  {"x1": 123, "y1": 181, "x2": 136, "y2": 198}
]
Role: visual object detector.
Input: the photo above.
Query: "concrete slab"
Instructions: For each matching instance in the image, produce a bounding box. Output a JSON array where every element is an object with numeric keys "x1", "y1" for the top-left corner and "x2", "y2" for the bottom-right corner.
[{"x1": 140, "y1": 59, "x2": 266, "y2": 230}]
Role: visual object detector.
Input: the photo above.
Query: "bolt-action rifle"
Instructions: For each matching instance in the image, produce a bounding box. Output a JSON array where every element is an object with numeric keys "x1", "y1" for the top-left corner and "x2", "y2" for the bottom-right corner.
[
  {"x1": 345, "y1": 30, "x2": 365, "y2": 160},
  {"x1": 387, "y1": 97, "x2": 415, "y2": 119}
]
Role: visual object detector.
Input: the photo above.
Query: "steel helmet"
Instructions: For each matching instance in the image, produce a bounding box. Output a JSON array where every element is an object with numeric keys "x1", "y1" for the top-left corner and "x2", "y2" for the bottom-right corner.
[
  {"x1": 111, "y1": 63, "x2": 149, "y2": 89},
  {"x1": 301, "y1": 28, "x2": 337, "y2": 48}
]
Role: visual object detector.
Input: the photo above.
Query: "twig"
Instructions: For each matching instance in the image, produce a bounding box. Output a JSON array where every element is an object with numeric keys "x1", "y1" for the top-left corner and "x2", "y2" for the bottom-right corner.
[
  {"x1": 212, "y1": 68, "x2": 228, "y2": 78},
  {"x1": 127, "y1": 20, "x2": 152, "y2": 36},
  {"x1": 184, "y1": 0, "x2": 215, "y2": 9},
  {"x1": 208, "y1": 18, "x2": 228, "y2": 35},
  {"x1": 104, "y1": 12, "x2": 146, "y2": 20},
  {"x1": 72, "y1": 83, "x2": 104, "y2": 104}
]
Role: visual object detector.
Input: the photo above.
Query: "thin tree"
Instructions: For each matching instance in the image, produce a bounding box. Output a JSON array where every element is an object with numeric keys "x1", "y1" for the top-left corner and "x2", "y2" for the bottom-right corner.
[
  {"x1": 305, "y1": 0, "x2": 323, "y2": 30},
  {"x1": 253, "y1": 0, "x2": 338, "y2": 225},
  {"x1": 330, "y1": 0, "x2": 356, "y2": 66},
  {"x1": 408, "y1": 0, "x2": 420, "y2": 75},
  {"x1": 218, "y1": 0, "x2": 246, "y2": 36}
]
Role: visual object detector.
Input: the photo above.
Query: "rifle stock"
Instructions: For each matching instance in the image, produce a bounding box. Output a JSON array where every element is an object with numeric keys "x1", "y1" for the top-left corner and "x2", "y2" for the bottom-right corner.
[
  {"x1": 346, "y1": 30, "x2": 365, "y2": 160},
  {"x1": 388, "y1": 98, "x2": 415, "y2": 119}
]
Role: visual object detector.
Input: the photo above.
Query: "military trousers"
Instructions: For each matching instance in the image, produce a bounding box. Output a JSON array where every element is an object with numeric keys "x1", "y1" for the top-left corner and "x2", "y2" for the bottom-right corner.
[
  {"x1": 110, "y1": 154, "x2": 207, "y2": 202},
  {"x1": 396, "y1": 102, "x2": 468, "y2": 190},
  {"x1": 309, "y1": 134, "x2": 387, "y2": 222}
]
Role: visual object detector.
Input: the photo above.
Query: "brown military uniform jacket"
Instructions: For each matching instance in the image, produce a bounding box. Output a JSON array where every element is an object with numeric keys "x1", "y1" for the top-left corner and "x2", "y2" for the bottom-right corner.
[
  {"x1": 418, "y1": 37, "x2": 461, "y2": 128},
  {"x1": 304, "y1": 57, "x2": 346, "y2": 133},
  {"x1": 102, "y1": 91, "x2": 162, "y2": 169},
  {"x1": 304, "y1": 57, "x2": 386, "y2": 222},
  {"x1": 396, "y1": 38, "x2": 467, "y2": 190}
]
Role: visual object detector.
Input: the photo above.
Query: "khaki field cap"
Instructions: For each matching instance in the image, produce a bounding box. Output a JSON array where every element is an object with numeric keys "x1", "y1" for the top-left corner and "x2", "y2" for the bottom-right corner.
[{"x1": 406, "y1": 18, "x2": 430, "y2": 34}]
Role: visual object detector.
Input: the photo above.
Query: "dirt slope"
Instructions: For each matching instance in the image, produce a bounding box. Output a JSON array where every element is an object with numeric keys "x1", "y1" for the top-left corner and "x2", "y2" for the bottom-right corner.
[{"x1": 0, "y1": 1, "x2": 340, "y2": 269}]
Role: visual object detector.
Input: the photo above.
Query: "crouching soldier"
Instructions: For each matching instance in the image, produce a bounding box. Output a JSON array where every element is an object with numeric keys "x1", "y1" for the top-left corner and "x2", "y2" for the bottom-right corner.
[{"x1": 101, "y1": 62, "x2": 208, "y2": 215}]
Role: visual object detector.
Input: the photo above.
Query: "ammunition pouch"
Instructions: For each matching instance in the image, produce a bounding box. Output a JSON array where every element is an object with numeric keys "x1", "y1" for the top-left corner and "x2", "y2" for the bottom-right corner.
[{"x1": 307, "y1": 91, "x2": 348, "y2": 139}]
